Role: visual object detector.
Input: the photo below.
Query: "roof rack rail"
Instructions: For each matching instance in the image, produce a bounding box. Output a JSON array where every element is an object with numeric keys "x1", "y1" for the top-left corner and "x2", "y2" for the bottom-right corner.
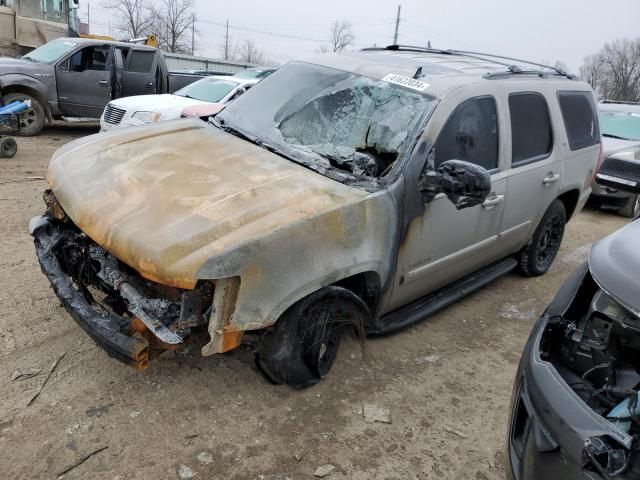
[{"x1": 362, "y1": 44, "x2": 576, "y2": 80}]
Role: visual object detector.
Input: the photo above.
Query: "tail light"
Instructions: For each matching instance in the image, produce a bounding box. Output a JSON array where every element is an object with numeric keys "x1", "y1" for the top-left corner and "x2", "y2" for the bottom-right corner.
[{"x1": 587, "y1": 143, "x2": 604, "y2": 190}]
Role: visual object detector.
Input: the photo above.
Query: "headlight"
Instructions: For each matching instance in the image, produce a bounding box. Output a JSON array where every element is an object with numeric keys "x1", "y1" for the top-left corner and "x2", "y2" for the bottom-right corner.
[
  {"x1": 590, "y1": 289, "x2": 639, "y2": 327},
  {"x1": 610, "y1": 150, "x2": 640, "y2": 161},
  {"x1": 131, "y1": 111, "x2": 161, "y2": 123}
]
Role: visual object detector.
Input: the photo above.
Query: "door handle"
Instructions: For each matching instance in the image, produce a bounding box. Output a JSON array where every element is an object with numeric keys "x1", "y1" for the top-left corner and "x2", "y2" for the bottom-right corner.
[
  {"x1": 542, "y1": 172, "x2": 560, "y2": 185},
  {"x1": 145, "y1": 82, "x2": 154, "y2": 88},
  {"x1": 482, "y1": 193, "x2": 504, "y2": 209},
  {"x1": 98, "y1": 80, "x2": 108, "y2": 87}
]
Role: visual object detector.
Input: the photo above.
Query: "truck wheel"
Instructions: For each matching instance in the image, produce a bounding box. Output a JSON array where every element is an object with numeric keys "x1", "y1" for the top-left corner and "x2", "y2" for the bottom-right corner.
[
  {"x1": 0, "y1": 137, "x2": 17, "y2": 158},
  {"x1": 255, "y1": 286, "x2": 370, "y2": 389},
  {"x1": 2, "y1": 93, "x2": 45, "y2": 136},
  {"x1": 618, "y1": 195, "x2": 639, "y2": 219},
  {"x1": 518, "y1": 200, "x2": 566, "y2": 277}
]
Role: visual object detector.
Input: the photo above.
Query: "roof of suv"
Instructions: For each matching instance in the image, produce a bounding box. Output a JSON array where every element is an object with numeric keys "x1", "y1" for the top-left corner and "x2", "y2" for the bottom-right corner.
[{"x1": 303, "y1": 47, "x2": 590, "y2": 98}]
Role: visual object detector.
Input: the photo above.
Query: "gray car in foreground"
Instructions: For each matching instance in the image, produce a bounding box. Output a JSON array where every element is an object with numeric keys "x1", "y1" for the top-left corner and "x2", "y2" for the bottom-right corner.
[{"x1": 507, "y1": 214, "x2": 640, "y2": 478}]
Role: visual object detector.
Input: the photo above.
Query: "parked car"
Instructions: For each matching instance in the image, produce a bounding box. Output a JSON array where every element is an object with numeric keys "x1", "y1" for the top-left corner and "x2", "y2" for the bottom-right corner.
[
  {"x1": 591, "y1": 102, "x2": 640, "y2": 218},
  {"x1": 234, "y1": 67, "x2": 276, "y2": 79},
  {"x1": 100, "y1": 76, "x2": 259, "y2": 131},
  {"x1": 506, "y1": 211, "x2": 640, "y2": 479},
  {"x1": 30, "y1": 46, "x2": 600, "y2": 388},
  {"x1": 0, "y1": 37, "x2": 209, "y2": 135},
  {"x1": 595, "y1": 153, "x2": 640, "y2": 220}
]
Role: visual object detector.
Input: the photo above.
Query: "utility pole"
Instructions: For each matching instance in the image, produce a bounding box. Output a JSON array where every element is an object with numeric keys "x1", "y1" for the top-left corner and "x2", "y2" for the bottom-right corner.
[
  {"x1": 87, "y1": 1, "x2": 90, "y2": 33},
  {"x1": 191, "y1": 13, "x2": 195, "y2": 55},
  {"x1": 224, "y1": 19, "x2": 230, "y2": 60},
  {"x1": 393, "y1": 4, "x2": 401, "y2": 44}
]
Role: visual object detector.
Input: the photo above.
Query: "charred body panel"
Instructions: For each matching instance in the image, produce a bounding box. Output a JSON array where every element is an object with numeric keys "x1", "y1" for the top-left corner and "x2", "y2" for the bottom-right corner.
[{"x1": 507, "y1": 222, "x2": 640, "y2": 479}]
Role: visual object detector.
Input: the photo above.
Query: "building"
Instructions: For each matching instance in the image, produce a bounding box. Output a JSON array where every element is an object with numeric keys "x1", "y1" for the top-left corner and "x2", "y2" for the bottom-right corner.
[{"x1": 0, "y1": 0, "x2": 78, "y2": 57}]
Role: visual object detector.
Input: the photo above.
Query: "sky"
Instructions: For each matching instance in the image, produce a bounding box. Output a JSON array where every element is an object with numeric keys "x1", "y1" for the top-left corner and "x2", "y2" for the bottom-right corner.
[{"x1": 83, "y1": 0, "x2": 640, "y2": 73}]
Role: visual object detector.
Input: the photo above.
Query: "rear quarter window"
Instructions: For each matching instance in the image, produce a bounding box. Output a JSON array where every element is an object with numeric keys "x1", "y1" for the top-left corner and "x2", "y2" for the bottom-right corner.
[
  {"x1": 557, "y1": 91, "x2": 600, "y2": 151},
  {"x1": 127, "y1": 50, "x2": 154, "y2": 73}
]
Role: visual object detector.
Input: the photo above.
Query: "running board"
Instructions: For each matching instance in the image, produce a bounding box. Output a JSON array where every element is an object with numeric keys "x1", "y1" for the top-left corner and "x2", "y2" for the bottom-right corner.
[{"x1": 370, "y1": 257, "x2": 518, "y2": 335}]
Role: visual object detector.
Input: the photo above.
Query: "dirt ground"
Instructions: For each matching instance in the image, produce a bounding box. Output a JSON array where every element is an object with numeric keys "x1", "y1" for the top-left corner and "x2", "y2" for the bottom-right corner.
[{"x1": 0, "y1": 126, "x2": 629, "y2": 480}]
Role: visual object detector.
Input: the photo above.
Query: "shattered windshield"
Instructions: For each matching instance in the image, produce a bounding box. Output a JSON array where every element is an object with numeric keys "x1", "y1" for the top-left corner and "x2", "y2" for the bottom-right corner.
[{"x1": 216, "y1": 62, "x2": 436, "y2": 180}]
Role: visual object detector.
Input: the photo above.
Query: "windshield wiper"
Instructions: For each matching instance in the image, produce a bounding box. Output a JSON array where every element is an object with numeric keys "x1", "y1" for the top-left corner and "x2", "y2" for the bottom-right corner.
[{"x1": 603, "y1": 133, "x2": 633, "y2": 141}]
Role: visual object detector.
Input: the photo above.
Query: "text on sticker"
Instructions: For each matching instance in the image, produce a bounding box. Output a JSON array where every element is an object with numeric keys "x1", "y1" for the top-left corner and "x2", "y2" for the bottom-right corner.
[{"x1": 382, "y1": 74, "x2": 429, "y2": 92}]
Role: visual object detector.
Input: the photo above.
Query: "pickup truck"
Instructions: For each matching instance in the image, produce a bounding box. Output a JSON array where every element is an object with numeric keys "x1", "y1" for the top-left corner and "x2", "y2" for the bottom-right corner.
[{"x1": 0, "y1": 37, "x2": 207, "y2": 135}]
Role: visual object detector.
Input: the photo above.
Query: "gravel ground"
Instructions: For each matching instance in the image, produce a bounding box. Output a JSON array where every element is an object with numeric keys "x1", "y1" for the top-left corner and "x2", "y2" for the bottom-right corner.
[{"x1": 0, "y1": 126, "x2": 629, "y2": 480}]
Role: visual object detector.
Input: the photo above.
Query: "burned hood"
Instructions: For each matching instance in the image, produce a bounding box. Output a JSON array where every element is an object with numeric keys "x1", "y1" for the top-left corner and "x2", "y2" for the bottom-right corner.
[
  {"x1": 47, "y1": 119, "x2": 367, "y2": 289},
  {"x1": 589, "y1": 220, "x2": 640, "y2": 313}
]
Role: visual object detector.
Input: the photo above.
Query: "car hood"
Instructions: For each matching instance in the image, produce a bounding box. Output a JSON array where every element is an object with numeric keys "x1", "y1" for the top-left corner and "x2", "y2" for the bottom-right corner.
[
  {"x1": 0, "y1": 57, "x2": 54, "y2": 76},
  {"x1": 589, "y1": 219, "x2": 640, "y2": 314},
  {"x1": 47, "y1": 119, "x2": 367, "y2": 289},
  {"x1": 602, "y1": 136, "x2": 640, "y2": 157},
  {"x1": 110, "y1": 94, "x2": 207, "y2": 113}
]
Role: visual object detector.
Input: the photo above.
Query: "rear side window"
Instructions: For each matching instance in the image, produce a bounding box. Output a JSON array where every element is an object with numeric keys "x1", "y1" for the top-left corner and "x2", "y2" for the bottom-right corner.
[
  {"x1": 435, "y1": 96, "x2": 499, "y2": 171},
  {"x1": 558, "y1": 91, "x2": 600, "y2": 151},
  {"x1": 127, "y1": 50, "x2": 154, "y2": 73},
  {"x1": 509, "y1": 93, "x2": 553, "y2": 166}
]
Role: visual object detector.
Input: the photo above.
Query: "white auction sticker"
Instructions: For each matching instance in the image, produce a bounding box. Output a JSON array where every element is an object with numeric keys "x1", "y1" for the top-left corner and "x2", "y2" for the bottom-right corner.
[{"x1": 382, "y1": 74, "x2": 429, "y2": 92}]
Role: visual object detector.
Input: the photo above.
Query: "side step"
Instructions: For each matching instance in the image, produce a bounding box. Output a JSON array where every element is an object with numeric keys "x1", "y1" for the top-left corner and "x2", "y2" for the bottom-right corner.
[{"x1": 370, "y1": 257, "x2": 518, "y2": 335}]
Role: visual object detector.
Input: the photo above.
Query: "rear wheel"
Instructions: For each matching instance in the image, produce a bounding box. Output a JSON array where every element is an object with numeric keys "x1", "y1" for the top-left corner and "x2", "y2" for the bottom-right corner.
[
  {"x1": 255, "y1": 286, "x2": 369, "y2": 389},
  {"x1": 0, "y1": 137, "x2": 17, "y2": 158},
  {"x1": 2, "y1": 93, "x2": 46, "y2": 136},
  {"x1": 518, "y1": 200, "x2": 566, "y2": 277},
  {"x1": 618, "y1": 195, "x2": 639, "y2": 219}
]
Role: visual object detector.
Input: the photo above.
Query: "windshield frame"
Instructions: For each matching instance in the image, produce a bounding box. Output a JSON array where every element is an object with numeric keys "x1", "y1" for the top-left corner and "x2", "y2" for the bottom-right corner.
[
  {"x1": 174, "y1": 77, "x2": 240, "y2": 103},
  {"x1": 23, "y1": 39, "x2": 79, "y2": 64},
  {"x1": 214, "y1": 61, "x2": 438, "y2": 190}
]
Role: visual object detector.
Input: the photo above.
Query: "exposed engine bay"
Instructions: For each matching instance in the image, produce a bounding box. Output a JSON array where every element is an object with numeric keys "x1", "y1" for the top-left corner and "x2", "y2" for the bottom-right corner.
[
  {"x1": 33, "y1": 210, "x2": 215, "y2": 369},
  {"x1": 541, "y1": 270, "x2": 640, "y2": 476}
]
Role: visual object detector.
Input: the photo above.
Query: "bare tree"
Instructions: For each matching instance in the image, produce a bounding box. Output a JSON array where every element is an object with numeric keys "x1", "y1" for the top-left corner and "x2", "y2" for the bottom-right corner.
[
  {"x1": 235, "y1": 40, "x2": 265, "y2": 65},
  {"x1": 102, "y1": 0, "x2": 153, "y2": 39},
  {"x1": 329, "y1": 20, "x2": 354, "y2": 52},
  {"x1": 580, "y1": 38, "x2": 640, "y2": 101},
  {"x1": 153, "y1": 0, "x2": 196, "y2": 54}
]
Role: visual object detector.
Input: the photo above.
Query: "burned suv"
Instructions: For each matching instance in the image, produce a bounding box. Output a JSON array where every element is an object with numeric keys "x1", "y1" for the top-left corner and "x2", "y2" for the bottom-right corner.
[{"x1": 31, "y1": 46, "x2": 600, "y2": 388}]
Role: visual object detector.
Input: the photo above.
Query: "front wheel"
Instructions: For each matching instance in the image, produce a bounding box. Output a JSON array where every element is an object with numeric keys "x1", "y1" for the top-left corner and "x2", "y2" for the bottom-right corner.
[
  {"x1": 2, "y1": 93, "x2": 46, "y2": 136},
  {"x1": 255, "y1": 286, "x2": 370, "y2": 389},
  {"x1": 518, "y1": 200, "x2": 566, "y2": 277}
]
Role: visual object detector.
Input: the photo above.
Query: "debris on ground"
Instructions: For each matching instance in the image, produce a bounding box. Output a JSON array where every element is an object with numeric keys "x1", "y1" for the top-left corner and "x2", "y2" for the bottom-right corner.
[
  {"x1": 178, "y1": 464, "x2": 195, "y2": 479},
  {"x1": 11, "y1": 368, "x2": 41, "y2": 381},
  {"x1": 415, "y1": 353, "x2": 444, "y2": 365},
  {"x1": 196, "y1": 451, "x2": 213, "y2": 465},
  {"x1": 57, "y1": 445, "x2": 108, "y2": 477},
  {"x1": 443, "y1": 425, "x2": 468, "y2": 438},
  {"x1": 362, "y1": 404, "x2": 392, "y2": 424},
  {"x1": 314, "y1": 464, "x2": 336, "y2": 478},
  {"x1": 293, "y1": 451, "x2": 303, "y2": 461},
  {"x1": 27, "y1": 351, "x2": 66, "y2": 407}
]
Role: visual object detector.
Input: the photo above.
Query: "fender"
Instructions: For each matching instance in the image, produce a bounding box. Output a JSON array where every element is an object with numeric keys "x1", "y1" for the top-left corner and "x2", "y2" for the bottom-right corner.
[{"x1": 0, "y1": 73, "x2": 55, "y2": 117}]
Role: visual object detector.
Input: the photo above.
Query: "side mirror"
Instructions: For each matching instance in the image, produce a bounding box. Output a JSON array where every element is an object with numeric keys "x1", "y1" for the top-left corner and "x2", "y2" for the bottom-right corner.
[
  {"x1": 595, "y1": 155, "x2": 640, "y2": 194},
  {"x1": 234, "y1": 87, "x2": 247, "y2": 99},
  {"x1": 419, "y1": 159, "x2": 491, "y2": 209}
]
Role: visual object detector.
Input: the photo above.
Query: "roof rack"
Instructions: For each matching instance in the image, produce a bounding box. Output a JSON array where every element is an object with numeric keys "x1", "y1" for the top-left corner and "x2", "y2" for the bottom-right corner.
[{"x1": 362, "y1": 44, "x2": 576, "y2": 80}]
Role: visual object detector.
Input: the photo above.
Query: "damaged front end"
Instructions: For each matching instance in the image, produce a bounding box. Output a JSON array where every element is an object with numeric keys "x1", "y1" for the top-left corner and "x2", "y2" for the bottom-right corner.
[
  {"x1": 509, "y1": 262, "x2": 640, "y2": 479},
  {"x1": 30, "y1": 192, "x2": 214, "y2": 370}
]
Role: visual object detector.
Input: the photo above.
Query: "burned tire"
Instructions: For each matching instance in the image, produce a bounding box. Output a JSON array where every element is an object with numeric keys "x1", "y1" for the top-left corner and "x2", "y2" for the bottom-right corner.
[
  {"x1": 0, "y1": 137, "x2": 17, "y2": 158},
  {"x1": 255, "y1": 286, "x2": 370, "y2": 389},
  {"x1": 618, "y1": 195, "x2": 639, "y2": 219},
  {"x1": 518, "y1": 200, "x2": 566, "y2": 277},
  {"x1": 2, "y1": 93, "x2": 46, "y2": 136}
]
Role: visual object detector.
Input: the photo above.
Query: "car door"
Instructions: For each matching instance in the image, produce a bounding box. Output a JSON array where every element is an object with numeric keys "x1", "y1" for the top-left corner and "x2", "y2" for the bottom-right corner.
[
  {"x1": 56, "y1": 44, "x2": 113, "y2": 118},
  {"x1": 498, "y1": 89, "x2": 561, "y2": 253},
  {"x1": 386, "y1": 92, "x2": 509, "y2": 312},
  {"x1": 121, "y1": 49, "x2": 158, "y2": 97}
]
